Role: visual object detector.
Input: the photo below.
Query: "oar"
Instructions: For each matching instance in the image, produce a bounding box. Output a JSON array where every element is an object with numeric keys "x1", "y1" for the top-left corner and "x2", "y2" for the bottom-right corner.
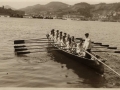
[
  {"x1": 15, "y1": 48, "x2": 28, "y2": 52},
  {"x1": 93, "y1": 46, "x2": 117, "y2": 49},
  {"x1": 16, "y1": 51, "x2": 46, "y2": 55},
  {"x1": 14, "y1": 44, "x2": 66, "y2": 49},
  {"x1": 107, "y1": 47, "x2": 117, "y2": 49},
  {"x1": 84, "y1": 50, "x2": 120, "y2": 77},
  {"x1": 100, "y1": 45, "x2": 109, "y2": 47},
  {"x1": 14, "y1": 48, "x2": 45, "y2": 52},
  {"x1": 14, "y1": 40, "x2": 54, "y2": 44},
  {"x1": 14, "y1": 39, "x2": 48, "y2": 42},
  {"x1": 16, "y1": 48, "x2": 65, "y2": 55},
  {"x1": 14, "y1": 38, "x2": 47, "y2": 42},
  {"x1": 92, "y1": 50, "x2": 120, "y2": 53},
  {"x1": 14, "y1": 44, "x2": 53, "y2": 48},
  {"x1": 93, "y1": 42, "x2": 102, "y2": 45}
]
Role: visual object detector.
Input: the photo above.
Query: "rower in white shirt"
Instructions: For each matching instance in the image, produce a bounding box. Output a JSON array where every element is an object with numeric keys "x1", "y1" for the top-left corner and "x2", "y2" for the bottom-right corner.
[
  {"x1": 83, "y1": 33, "x2": 92, "y2": 59},
  {"x1": 71, "y1": 36, "x2": 76, "y2": 53},
  {"x1": 48, "y1": 29, "x2": 54, "y2": 40},
  {"x1": 57, "y1": 31, "x2": 62, "y2": 45},
  {"x1": 75, "y1": 38, "x2": 85, "y2": 56}
]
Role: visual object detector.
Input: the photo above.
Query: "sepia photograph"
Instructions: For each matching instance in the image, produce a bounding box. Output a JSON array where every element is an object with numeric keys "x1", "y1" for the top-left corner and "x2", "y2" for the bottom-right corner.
[{"x1": 0, "y1": 0, "x2": 120, "y2": 88}]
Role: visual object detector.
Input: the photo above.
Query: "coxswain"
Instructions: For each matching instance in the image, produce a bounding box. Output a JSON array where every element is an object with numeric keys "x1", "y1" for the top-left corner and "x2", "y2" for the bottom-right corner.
[{"x1": 83, "y1": 33, "x2": 92, "y2": 59}]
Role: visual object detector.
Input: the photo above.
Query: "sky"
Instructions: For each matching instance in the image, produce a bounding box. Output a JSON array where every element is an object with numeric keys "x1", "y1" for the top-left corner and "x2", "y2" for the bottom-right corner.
[{"x1": 0, "y1": 0, "x2": 120, "y2": 9}]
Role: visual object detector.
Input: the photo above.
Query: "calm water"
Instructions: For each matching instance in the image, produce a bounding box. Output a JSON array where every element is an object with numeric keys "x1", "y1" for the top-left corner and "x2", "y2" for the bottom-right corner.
[{"x1": 0, "y1": 17, "x2": 120, "y2": 88}]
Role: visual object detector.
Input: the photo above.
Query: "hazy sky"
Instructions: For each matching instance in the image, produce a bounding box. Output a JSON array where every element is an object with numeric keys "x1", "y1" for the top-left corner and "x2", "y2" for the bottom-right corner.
[{"x1": 0, "y1": 0, "x2": 120, "y2": 9}]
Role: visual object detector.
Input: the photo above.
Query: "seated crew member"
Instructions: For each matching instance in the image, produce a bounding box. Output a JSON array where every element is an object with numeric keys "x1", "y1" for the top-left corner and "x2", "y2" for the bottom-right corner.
[
  {"x1": 56, "y1": 30, "x2": 59, "y2": 37},
  {"x1": 63, "y1": 33, "x2": 67, "y2": 45},
  {"x1": 76, "y1": 39, "x2": 84, "y2": 56},
  {"x1": 48, "y1": 29, "x2": 54, "y2": 40},
  {"x1": 62, "y1": 36, "x2": 66, "y2": 46},
  {"x1": 66, "y1": 34, "x2": 70, "y2": 42},
  {"x1": 83, "y1": 33, "x2": 92, "y2": 59},
  {"x1": 57, "y1": 31, "x2": 62, "y2": 45},
  {"x1": 71, "y1": 36, "x2": 77, "y2": 54},
  {"x1": 54, "y1": 30, "x2": 59, "y2": 43},
  {"x1": 64, "y1": 34, "x2": 70, "y2": 48},
  {"x1": 55, "y1": 30, "x2": 59, "y2": 37},
  {"x1": 65, "y1": 37, "x2": 72, "y2": 52},
  {"x1": 51, "y1": 30, "x2": 56, "y2": 41},
  {"x1": 59, "y1": 35, "x2": 65, "y2": 49}
]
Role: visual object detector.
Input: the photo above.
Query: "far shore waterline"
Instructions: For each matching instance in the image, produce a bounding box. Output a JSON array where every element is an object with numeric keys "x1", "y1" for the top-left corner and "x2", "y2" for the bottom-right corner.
[{"x1": 0, "y1": 16, "x2": 120, "y2": 23}]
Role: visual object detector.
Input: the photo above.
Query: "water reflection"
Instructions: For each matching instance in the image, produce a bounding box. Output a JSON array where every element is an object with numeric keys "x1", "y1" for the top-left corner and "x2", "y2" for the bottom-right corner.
[{"x1": 49, "y1": 50, "x2": 106, "y2": 88}]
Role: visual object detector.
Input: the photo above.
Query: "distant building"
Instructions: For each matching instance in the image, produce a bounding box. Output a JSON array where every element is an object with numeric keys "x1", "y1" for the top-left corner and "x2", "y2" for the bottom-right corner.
[
  {"x1": 23, "y1": 14, "x2": 32, "y2": 18},
  {"x1": 63, "y1": 14, "x2": 85, "y2": 20},
  {"x1": 0, "y1": 15, "x2": 10, "y2": 17}
]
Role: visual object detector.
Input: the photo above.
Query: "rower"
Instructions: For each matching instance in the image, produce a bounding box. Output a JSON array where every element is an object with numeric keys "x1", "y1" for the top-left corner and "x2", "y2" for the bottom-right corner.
[
  {"x1": 63, "y1": 33, "x2": 67, "y2": 45},
  {"x1": 71, "y1": 36, "x2": 77, "y2": 53},
  {"x1": 57, "y1": 31, "x2": 62, "y2": 45},
  {"x1": 56, "y1": 30, "x2": 59, "y2": 36},
  {"x1": 52, "y1": 29, "x2": 55, "y2": 41},
  {"x1": 76, "y1": 39, "x2": 85, "y2": 56},
  {"x1": 56, "y1": 30, "x2": 59, "y2": 41},
  {"x1": 65, "y1": 37, "x2": 72, "y2": 52},
  {"x1": 60, "y1": 35, "x2": 65, "y2": 49},
  {"x1": 66, "y1": 34, "x2": 70, "y2": 42},
  {"x1": 54, "y1": 30, "x2": 60, "y2": 45},
  {"x1": 48, "y1": 29, "x2": 54, "y2": 40},
  {"x1": 62, "y1": 36, "x2": 66, "y2": 46},
  {"x1": 83, "y1": 33, "x2": 92, "y2": 59}
]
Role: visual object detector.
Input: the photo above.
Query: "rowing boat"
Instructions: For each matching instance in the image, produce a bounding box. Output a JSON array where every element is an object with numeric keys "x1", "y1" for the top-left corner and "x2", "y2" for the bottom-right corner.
[{"x1": 47, "y1": 37, "x2": 104, "y2": 75}]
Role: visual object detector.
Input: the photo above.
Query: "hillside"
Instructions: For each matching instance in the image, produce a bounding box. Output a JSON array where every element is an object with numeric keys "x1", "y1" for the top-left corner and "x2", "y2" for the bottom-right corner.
[
  {"x1": 0, "y1": 6, "x2": 25, "y2": 17},
  {"x1": 20, "y1": 2, "x2": 70, "y2": 15},
  {"x1": 92, "y1": 3, "x2": 120, "y2": 15},
  {"x1": 20, "y1": 2, "x2": 120, "y2": 18},
  {"x1": 4, "y1": 5, "x2": 16, "y2": 10}
]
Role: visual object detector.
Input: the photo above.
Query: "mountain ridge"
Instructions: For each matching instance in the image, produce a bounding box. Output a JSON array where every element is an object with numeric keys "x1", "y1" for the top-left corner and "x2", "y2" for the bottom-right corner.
[{"x1": 19, "y1": 1, "x2": 120, "y2": 18}]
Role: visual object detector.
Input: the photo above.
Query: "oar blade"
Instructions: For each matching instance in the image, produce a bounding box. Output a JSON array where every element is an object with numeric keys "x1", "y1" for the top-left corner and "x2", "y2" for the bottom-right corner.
[
  {"x1": 107, "y1": 47, "x2": 117, "y2": 49},
  {"x1": 14, "y1": 45, "x2": 26, "y2": 48},
  {"x1": 114, "y1": 51, "x2": 120, "y2": 53},
  {"x1": 15, "y1": 48, "x2": 28, "y2": 52},
  {"x1": 93, "y1": 42, "x2": 102, "y2": 45},
  {"x1": 100, "y1": 45, "x2": 109, "y2": 47},
  {"x1": 16, "y1": 51, "x2": 31, "y2": 55},
  {"x1": 14, "y1": 40, "x2": 25, "y2": 44}
]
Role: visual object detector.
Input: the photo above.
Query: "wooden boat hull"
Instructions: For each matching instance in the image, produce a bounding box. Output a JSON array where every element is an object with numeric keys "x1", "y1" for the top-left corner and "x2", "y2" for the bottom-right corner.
[{"x1": 49, "y1": 44, "x2": 104, "y2": 74}]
